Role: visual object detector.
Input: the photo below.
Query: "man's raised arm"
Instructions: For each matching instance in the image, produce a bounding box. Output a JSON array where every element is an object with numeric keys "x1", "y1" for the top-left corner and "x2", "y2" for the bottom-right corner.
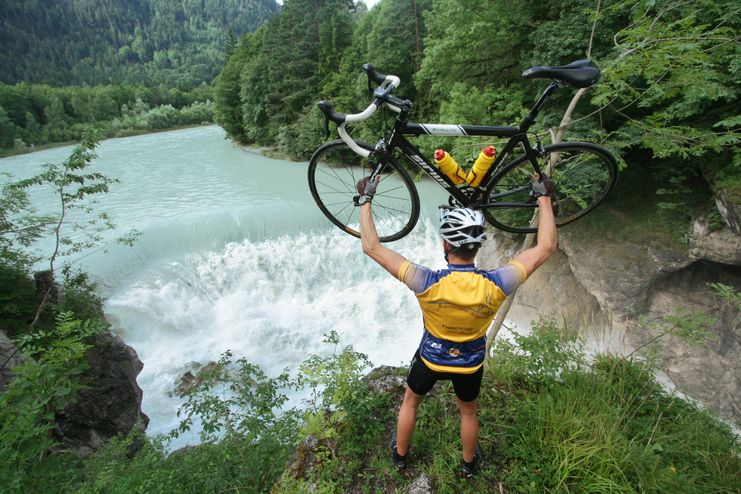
[
  {"x1": 357, "y1": 177, "x2": 408, "y2": 277},
  {"x1": 512, "y1": 178, "x2": 558, "y2": 276}
]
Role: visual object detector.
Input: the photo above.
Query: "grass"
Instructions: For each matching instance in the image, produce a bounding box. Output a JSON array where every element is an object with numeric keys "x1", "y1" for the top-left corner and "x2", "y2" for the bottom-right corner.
[
  {"x1": 22, "y1": 321, "x2": 739, "y2": 493},
  {"x1": 273, "y1": 321, "x2": 740, "y2": 493}
]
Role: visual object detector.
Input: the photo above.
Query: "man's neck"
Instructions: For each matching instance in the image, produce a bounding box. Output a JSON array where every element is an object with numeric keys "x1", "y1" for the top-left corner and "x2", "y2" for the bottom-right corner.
[{"x1": 447, "y1": 252, "x2": 475, "y2": 265}]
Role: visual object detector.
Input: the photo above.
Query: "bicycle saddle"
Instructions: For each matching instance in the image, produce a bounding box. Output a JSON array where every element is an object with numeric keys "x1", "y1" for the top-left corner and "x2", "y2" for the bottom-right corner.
[{"x1": 522, "y1": 59, "x2": 600, "y2": 88}]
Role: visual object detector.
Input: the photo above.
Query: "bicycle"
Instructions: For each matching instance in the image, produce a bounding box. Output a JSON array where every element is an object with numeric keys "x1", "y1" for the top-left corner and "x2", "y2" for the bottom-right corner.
[{"x1": 308, "y1": 59, "x2": 618, "y2": 242}]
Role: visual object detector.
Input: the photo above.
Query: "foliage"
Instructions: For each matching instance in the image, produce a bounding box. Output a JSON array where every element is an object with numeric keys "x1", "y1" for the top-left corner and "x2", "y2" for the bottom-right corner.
[
  {"x1": 276, "y1": 321, "x2": 740, "y2": 493},
  {"x1": 0, "y1": 83, "x2": 215, "y2": 154},
  {"x1": 0, "y1": 312, "x2": 104, "y2": 493},
  {"x1": 485, "y1": 317, "x2": 586, "y2": 390},
  {"x1": 213, "y1": 0, "x2": 738, "y2": 244},
  {"x1": 0, "y1": 0, "x2": 279, "y2": 89},
  {"x1": 69, "y1": 331, "x2": 379, "y2": 493},
  {"x1": 172, "y1": 350, "x2": 297, "y2": 445}
]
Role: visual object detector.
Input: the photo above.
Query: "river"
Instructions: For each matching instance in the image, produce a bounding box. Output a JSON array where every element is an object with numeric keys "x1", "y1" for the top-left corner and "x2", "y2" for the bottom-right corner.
[{"x1": 1, "y1": 125, "x2": 454, "y2": 447}]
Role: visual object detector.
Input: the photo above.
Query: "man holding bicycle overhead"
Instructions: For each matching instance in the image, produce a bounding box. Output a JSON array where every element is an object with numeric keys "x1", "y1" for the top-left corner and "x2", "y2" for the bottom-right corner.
[{"x1": 356, "y1": 174, "x2": 557, "y2": 477}]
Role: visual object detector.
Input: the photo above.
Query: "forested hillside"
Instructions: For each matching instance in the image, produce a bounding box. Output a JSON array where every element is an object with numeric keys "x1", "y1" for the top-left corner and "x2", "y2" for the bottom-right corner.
[
  {"x1": 0, "y1": 0, "x2": 280, "y2": 154},
  {"x1": 0, "y1": 0, "x2": 278, "y2": 88},
  {"x1": 216, "y1": 0, "x2": 739, "y2": 239}
]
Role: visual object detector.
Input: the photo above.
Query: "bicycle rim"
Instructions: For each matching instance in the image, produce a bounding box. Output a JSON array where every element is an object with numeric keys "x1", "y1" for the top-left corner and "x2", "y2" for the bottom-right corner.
[
  {"x1": 308, "y1": 140, "x2": 420, "y2": 242},
  {"x1": 482, "y1": 143, "x2": 618, "y2": 234}
]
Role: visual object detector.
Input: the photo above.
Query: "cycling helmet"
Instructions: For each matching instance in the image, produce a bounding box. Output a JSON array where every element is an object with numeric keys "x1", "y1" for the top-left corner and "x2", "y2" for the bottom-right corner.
[{"x1": 439, "y1": 208, "x2": 487, "y2": 249}]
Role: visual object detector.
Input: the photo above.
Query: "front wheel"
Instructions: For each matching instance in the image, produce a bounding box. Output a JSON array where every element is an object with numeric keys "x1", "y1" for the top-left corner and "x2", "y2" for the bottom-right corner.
[
  {"x1": 481, "y1": 142, "x2": 618, "y2": 234},
  {"x1": 308, "y1": 140, "x2": 421, "y2": 242}
]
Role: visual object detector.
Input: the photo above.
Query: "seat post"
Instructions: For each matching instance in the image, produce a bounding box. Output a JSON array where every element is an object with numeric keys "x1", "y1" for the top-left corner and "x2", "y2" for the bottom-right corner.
[{"x1": 519, "y1": 81, "x2": 560, "y2": 132}]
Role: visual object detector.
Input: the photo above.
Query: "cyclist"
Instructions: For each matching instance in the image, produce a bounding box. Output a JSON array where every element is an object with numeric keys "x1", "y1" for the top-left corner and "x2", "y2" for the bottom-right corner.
[{"x1": 355, "y1": 174, "x2": 557, "y2": 477}]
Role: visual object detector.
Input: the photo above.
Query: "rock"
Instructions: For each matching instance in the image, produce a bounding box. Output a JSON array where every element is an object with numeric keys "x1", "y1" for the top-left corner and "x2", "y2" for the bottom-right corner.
[
  {"x1": 363, "y1": 365, "x2": 405, "y2": 395},
  {"x1": 689, "y1": 218, "x2": 741, "y2": 266},
  {"x1": 627, "y1": 261, "x2": 741, "y2": 424},
  {"x1": 286, "y1": 434, "x2": 321, "y2": 480},
  {"x1": 1, "y1": 327, "x2": 148, "y2": 455},
  {"x1": 557, "y1": 227, "x2": 689, "y2": 319},
  {"x1": 406, "y1": 474, "x2": 433, "y2": 494},
  {"x1": 173, "y1": 360, "x2": 219, "y2": 397},
  {"x1": 479, "y1": 220, "x2": 741, "y2": 426},
  {"x1": 54, "y1": 331, "x2": 149, "y2": 455}
]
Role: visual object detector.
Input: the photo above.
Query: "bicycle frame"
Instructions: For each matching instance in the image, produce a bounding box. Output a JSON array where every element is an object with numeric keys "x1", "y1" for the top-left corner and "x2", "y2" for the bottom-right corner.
[{"x1": 369, "y1": 81, "x2": 562, "y2": 209}]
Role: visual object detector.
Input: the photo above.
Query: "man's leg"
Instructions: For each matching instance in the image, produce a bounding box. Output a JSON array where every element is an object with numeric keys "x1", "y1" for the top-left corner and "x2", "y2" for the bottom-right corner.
[
  {"x1": 451, "y1": 367, "x2": 483, "y2": 465},
  {"x1": 396, "y1": 386, "x2": 423, "y2": 456},
  {"x1": 458, "y1": 398, "x2": 478, "y2": 462}
]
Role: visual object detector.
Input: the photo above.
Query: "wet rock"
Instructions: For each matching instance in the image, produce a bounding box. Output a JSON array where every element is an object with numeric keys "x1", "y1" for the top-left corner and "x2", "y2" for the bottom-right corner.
[{"x1": 173, "y1": 361, "x2": 219, "y2": 397}]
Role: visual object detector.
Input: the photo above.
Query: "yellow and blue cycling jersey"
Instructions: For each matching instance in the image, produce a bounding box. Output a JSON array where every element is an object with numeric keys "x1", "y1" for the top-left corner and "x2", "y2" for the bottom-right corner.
[{"x1": 397, "y1": 260, "x2": 527, "y2": 374}]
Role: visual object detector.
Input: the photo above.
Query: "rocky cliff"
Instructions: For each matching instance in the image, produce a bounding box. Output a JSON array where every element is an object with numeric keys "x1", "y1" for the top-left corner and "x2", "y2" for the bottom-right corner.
[
  {"x1": 478, "y1": 211, "x2": 741, "y2": 426},
  {"x1": 0, "y1": 328, "x2": 148, "y2": 455}
]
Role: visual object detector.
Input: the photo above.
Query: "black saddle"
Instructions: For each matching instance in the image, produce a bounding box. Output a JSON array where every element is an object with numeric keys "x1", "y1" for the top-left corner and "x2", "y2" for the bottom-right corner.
[{"x1": 522, "y1": 59, "x2": 600, "y2": 88}]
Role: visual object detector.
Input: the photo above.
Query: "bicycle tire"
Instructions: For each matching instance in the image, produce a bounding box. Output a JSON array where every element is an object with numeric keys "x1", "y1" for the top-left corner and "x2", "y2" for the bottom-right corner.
[
  {"x1": 308, "y1": 139, "x2": 421, "y2": 242},
  {"x1": 481, "y1": 142, "x2": 618, "y2": 234}
]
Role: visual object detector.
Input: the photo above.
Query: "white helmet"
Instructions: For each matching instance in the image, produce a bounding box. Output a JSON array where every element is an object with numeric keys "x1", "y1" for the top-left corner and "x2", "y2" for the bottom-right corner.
[{"x1": 439, "y1": 208, "x2": 487, "y2": 248}]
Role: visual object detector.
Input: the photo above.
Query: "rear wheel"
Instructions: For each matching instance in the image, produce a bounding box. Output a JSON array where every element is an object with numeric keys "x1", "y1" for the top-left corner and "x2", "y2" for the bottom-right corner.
[
  {"x1": 308, "y1": 140, "x2": 420, "y2": 242},
  {"x1": 481, "y1": 142, "x2": 618, "y2": 234}
]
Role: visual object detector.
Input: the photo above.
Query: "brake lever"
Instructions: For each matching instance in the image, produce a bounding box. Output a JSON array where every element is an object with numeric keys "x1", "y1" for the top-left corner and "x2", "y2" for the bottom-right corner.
[{"x1": 323, "y1": 116, "x2": 330, "y2": 139}]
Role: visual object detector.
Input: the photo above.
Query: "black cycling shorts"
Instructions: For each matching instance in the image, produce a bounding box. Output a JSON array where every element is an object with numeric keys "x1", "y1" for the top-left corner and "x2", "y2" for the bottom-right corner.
[{"x1": 406, "y1": 350, "x2": 484, "y2": 402}]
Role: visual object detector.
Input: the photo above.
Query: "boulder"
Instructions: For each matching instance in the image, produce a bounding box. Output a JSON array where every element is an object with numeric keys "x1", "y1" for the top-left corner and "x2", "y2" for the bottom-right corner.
[
  {"x1": 53, "y1": 331, "x2": 149, "y2": 455},
  {"x1": 689, "y1": 218, "x2": 741, "y2": 266},
  {"x1": 173, "y1": 360, "x2": 219, "y2": 397},
  {"x1": 363, "y1": 365, "x2": 405, "y2": 395}
]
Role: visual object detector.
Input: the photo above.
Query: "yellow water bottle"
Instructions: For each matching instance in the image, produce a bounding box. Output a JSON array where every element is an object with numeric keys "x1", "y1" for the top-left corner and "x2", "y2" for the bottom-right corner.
[
  {"x1": 466, "y1": 146, "x2": 497, "y2": 187},
  {"x1": 434, "y1": 149, "x2": 467, "y2": 184}
]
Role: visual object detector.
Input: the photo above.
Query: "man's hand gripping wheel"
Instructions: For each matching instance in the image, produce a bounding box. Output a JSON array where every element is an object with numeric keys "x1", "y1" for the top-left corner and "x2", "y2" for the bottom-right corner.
[{"x1": 354, "y1": 175, "x2": 380, "y2": 206}]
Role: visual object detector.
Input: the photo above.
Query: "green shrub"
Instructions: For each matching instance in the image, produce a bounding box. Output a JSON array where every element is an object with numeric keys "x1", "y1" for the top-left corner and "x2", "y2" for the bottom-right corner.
[{"x1": 0, "y1": 313, "x2": 104, "y2": 492}]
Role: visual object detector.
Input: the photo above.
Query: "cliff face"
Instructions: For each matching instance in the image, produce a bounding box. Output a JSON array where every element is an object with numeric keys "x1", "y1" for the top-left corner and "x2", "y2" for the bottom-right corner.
[
  {"x1": 478, "y1": 216, "x2": 741, "y2": 426},
  {"x1": 54, "y1": 331, "x2": 149, "y2": 455},
  {"x1": 0, "y1": 328, "x2": 148, "y2": 455}
]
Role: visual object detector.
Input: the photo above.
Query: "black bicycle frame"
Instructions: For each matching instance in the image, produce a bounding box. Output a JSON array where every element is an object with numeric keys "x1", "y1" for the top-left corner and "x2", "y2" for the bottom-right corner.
[{"x1": 372, "y1": 81, "x2": 561, "y2": 209}]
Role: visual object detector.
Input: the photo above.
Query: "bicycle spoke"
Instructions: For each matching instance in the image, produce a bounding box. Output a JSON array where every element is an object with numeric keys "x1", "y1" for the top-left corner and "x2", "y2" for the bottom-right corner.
[
  {"x1": 316, "y1": 166, "x2": 355, "y2": 194},
  {"x1": 323, "y1": 199, "x2": 354, "y2": 207},
  {"x1": 315, "y1": 179, "x2": 356, "y2": 197},
  {"x1": 373, "y1": 202, "x2": 411, "y2": 216},
  {"x1": 344, "y1": 203, "x2": 357, "y2": 227},
  {"x1": 332, "y1": 201, "x2": 354, "y2": 219}
]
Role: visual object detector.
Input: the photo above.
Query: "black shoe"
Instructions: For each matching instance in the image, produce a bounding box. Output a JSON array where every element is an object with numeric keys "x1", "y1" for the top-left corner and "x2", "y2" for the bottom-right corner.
[
  {"x1": 461, "y1": 444, "x2": 482, "y2": 478},
  {"x1": 389, "y1": 437, "x2": 409, "y2": 470}
]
